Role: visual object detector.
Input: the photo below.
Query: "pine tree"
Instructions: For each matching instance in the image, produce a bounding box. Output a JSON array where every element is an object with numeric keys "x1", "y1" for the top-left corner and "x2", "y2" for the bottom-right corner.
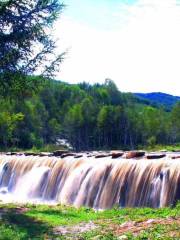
[{"x1": 0, "y1": 0, "x2": 64, "y2": 97}]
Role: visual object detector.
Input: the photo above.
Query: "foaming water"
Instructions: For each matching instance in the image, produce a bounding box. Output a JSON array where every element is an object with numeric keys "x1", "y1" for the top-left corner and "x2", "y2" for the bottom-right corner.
[{"x1": 0, "y1": 154, "x2": 179, "y2": 209}]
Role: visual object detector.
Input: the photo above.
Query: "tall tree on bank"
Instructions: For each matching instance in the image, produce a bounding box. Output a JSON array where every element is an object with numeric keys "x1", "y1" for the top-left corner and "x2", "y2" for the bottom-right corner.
[{"x1": 0, "y1": 0, "x2": 64, "y2": 97}]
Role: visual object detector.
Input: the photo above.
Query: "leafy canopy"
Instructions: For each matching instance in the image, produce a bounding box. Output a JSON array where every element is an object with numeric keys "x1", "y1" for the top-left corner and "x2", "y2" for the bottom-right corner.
[{"x1": 0, "y1": 0, "x2": 64, "y2": 96}]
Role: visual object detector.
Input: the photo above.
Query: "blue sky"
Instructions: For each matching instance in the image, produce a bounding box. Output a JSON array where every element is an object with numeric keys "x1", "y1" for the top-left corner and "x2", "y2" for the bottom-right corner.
[
  {"x1": 63, "y1": 0, "x2": 137, "y2": 30},
  {"x1": 55, "y1": 0, "x2": 180, "y2": 95}
]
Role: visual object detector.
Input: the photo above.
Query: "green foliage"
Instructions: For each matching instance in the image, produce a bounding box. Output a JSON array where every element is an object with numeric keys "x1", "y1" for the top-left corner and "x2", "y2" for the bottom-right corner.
[
  {"x1": 170, "y1": 102, "x2": 180, "y2": 142},
  {"x1": 147, "y1": 136, "x2": 156, "y2": 147},
  {"x1": 0, "y1": 79, "x2": 179, "y2": 151},
  {"x1": 0, "y1": 0, "x2": 64, "y2": 97}
]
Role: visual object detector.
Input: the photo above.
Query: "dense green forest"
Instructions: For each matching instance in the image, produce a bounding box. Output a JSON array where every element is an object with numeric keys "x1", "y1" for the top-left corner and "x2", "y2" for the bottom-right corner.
[{"x1": 0, "y1": 78, "x2": 179, "y2": 151}]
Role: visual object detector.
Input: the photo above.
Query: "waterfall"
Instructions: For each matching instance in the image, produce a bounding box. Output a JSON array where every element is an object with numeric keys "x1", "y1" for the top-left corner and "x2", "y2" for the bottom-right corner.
[{"x1": 0, "y1": 154, "x2": 179, "y2": 209}]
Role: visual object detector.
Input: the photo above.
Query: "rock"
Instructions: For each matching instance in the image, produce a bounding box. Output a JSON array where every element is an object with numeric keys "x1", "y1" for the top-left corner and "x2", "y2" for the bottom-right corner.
[
  {"x1": 24, "y1": 152, "x2": 38, "y2": 156},
  {"x1": 38, "y1": 152, "x2": 53, "y2": 157},
  {"x1": 0, "y1": 187, "x2": 8, "y2": 194},
  {"x1": 11, "y1": 152, "x2": 18, "y2": 155},
  {"x1": 117, "y1": 235, "x2": 128, "y2": 240},
  {"x1": 160, "y1": 149, "x2": 167, "y2": 152},
  {"x1": 146, "y1": 153, "x2": 166, "y2": 159},
  {"x1": 53, "y1": 150, "x2": 69, "y2": 157},
  {"x1": 124, "y1": 151, "x2": 145, "y2": 159},
  {"x1": 172, "y1": 149, "x2": 180, "y2": 152},
  {"x1": 54, "y1": 222, "x2": 97, "y2": 236},
  {"x1": 74, "y1": 155, "x2": 83, "y2": 158},
  {"x1": 95, "y1": 154, "x2": 111, "y2": 158},
  {"x1": 171, "y1": 155, "x2": 180, "y2": 159},
  {"x1": 6, "y1": 152, "x2": 12, "y2": 155},
  {"x1": 111, "y1": 151, "x2": 124, "y2": 159},
  {"x1": 15, "y1": 152, "x2": 24, "y2": 156},
  {"x1": 6, "y1": 152, "x2": 17, "y2": 156},
  {"x1": 61, "y1": 153, "x2": 76, "y2": 158},
  {"x1": 146, "y1": 219, "x2": 156, "y2": 224}
]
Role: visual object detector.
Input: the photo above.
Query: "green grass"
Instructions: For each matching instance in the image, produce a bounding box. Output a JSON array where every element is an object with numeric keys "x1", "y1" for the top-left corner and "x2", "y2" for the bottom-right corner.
[
  {"x1": 0, "y1": 203, "x2": 179, "y2": 239},
  {"x1": 136, "y1": 143, "x2": 180, "y2": 152},
  {"x1": 9, "y1": 203, "x2": 179, "y2": 226},
  {"x1": 0, "y1": 144, "x2": 68, "y2": 154}
]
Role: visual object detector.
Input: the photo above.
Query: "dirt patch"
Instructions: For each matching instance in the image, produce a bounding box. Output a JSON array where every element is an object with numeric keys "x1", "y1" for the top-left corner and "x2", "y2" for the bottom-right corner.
[
  {"x1": 101, "y1": 217, "x2": 180, "y2": 237},
  {"x1": 53, "y1": 221, "x2": 98, "y2": 236}
]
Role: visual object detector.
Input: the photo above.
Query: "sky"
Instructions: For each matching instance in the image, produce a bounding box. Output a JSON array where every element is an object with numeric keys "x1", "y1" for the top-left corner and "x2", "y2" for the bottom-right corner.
[{"x1": 54, "y1": 0, "x2": 180, "y2": 95}]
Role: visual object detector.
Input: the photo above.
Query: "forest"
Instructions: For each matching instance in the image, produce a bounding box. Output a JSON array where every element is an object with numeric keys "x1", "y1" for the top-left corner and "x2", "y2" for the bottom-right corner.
[{"x1": 0, "y1": 77, "x2": 179, "y2": 151}]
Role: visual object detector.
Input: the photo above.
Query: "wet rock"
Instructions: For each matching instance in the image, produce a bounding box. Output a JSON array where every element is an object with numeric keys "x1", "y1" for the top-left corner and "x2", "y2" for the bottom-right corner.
[
  {"x1": 11, "y1": 152, "x2": 18, "y2": 155},
  {"x1": 61, "y1": 153, "x2": 76, "y2": 158},
  {"x1": 15, "y1": 152, "x2": 24, "y2": 156},
  {"x1": 74, "y1": 154, "x2": 83, "y2": 158},
  {"x1": 38, "y1": 152, "x2": 53, "y2": 157},
  {"x1": 24, "y1": 152, "x2": 38, "y2": 156},
  {"x1": 171, "y1": 155, "x2": 180, "y2": 159},
  {"x1": 6, "y1": 152, "x2": 17, "y2": 156},
  {"x1": 0, "y1": 187, "x2": 8, "y2": 194},
  {"x1": 111, "y1": 151, "x2": 124, "y2": 159},
  {"x1": 6, "y1": 152, "x2": 24, "y2": 156},
  {"x1": 95, "y1": 153, "x2": 111, "y2": 158},
  {"x1": 146, "y1": 153, "x2": 166, "y2": 159},
  {"x1": 53, "y1": 150, "x2": 69, "y2": 156},
  {"x1": 172, "y1": 149, "x2": 180, "y2": 152},
  {"x1": 124, "y1": 151, "x2": 145, "y2": 159}
]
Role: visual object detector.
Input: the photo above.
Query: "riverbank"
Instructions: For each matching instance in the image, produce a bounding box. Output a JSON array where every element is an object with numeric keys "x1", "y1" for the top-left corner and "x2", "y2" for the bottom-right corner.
[
  {"x1": 1, "y1": 143, "x2": 180, "y2": 155},
  {"x1": 0, "y1": 203, "x2": 179, "y2": 239}
]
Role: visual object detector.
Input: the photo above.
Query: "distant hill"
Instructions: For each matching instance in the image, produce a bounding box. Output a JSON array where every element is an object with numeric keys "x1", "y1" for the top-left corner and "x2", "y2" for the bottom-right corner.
[{"x1": 134, "y1": 92, "x2": 180, "y2": 110}]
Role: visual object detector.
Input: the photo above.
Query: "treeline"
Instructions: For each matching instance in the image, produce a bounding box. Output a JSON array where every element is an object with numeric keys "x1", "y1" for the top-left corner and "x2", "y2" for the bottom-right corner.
[{"x1": 0, "y1": 78, "x2": 179, "y2": 151}]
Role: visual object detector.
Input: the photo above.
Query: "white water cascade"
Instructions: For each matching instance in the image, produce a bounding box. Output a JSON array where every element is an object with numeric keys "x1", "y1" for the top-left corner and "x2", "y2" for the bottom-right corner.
[{"x1": 0, "y1": 154, "x2": 179, "y2": 209}]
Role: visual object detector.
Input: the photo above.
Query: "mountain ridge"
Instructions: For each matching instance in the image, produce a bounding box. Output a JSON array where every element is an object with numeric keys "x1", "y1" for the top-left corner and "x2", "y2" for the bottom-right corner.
[{"x1": 134, "y1": 92, "x2": 180, "y2": 109}]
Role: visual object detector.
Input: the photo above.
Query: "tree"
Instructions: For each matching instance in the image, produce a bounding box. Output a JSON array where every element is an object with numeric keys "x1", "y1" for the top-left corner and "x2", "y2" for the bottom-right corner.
[
  {"x1": 0, "y1": 0, "x2": 65, "y2": 97},
  {"x1": 170, "y1": 102, "x2": 180, "y2": 143},
  {"x1": 0, "y1": 98, "x2": 23, "y2": 148},
  {"x1": 97, "y1": 105, "x2": 115, "y2": 147},
  {"x1": 104, "y1": 78, "x2": 122, "y2": 105},
  {"x1": 64, "y1": 104, "x2": 84, "y2": 151}
]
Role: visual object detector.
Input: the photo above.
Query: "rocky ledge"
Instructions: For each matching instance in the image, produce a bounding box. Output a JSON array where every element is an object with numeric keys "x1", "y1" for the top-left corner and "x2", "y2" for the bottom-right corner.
[{"x1": 2, "y1": 149, "x2": 180, "y2": 160}]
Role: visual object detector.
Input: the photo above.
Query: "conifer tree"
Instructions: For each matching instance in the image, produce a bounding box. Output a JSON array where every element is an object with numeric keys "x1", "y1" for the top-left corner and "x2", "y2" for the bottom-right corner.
[{"x1": 0, "y1": 0, "x2": 64, "y2": 96}]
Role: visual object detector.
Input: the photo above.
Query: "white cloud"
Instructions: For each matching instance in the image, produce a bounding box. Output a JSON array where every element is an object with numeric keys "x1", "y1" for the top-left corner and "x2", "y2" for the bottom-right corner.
[{"x1": 54, "y1": 0, "x2": 180, "y2": 95}]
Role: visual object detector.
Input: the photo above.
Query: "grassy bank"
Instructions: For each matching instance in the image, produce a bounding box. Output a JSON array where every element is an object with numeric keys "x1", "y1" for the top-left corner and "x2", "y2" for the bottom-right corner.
[
  {"x1": 0, "y1": 203, "x2": 179, "y2": 239},
  {"x1": 142, "y1": 143, "x2": 180, "y2": 152}
]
